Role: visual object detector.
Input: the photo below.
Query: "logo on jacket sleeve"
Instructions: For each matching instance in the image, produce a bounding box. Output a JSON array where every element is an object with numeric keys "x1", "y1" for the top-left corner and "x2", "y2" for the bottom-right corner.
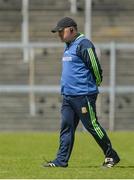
[
  {"x1": 62, "y1": 56, "x2": 72, "y2": 61},
  {"x1": 81, "y1": 107, "x2": 88, "y2": 114}
]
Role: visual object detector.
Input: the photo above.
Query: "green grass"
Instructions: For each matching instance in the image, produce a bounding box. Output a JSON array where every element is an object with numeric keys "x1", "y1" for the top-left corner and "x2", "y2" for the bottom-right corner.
[{"x1": 0, "y1": 131, "x2": 134, "y2": 179}]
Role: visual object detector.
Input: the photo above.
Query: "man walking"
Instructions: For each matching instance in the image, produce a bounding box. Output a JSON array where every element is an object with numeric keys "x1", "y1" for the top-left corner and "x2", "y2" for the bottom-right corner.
[{"x1": 44, "y1": 17, "x2": 120, "y2": 168}]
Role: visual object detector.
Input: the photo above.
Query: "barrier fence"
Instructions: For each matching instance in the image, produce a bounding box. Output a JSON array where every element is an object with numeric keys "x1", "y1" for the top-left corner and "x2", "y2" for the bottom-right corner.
[{"x1": 0, "y1": 42, "x2": 134, "y2": 130}]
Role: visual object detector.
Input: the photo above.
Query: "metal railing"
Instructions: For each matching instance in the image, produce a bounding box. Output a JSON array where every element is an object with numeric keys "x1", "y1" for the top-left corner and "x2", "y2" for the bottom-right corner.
[
  {"x1": 0, "y1": 0, "x2": 134, "y2": 130},
  {"x1": 0, "y1": 42, "x2": 134, "y2": 130}
]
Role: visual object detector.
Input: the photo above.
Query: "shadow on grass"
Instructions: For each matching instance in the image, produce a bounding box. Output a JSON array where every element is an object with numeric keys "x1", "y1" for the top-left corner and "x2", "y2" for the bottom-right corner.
[
  {"x1": 87, "y1": 165, "x2": 134, "y2": 169},
  {"x1": 116, "y1": 165, "x2": 134, "y2": 169},
  {"x1": 69, "y1": 165, "x2": 134, "y2": 169}
]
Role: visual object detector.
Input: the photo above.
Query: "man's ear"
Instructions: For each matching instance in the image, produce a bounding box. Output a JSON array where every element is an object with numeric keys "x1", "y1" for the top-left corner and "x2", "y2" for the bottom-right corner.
[{"x1": 70, "y1": 28, "x2": 73, "y2": 32}]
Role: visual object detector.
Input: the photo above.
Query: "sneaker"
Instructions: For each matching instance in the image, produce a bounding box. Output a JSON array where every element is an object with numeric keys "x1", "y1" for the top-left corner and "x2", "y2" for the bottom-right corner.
[
  {"x1": 43, "y1": 161, "x2": 57, "y2": 167},
  {"x1": 102, "y1": 156, "x2": 120, "y2": 168},
  {"x1": 43, "y1": 161, "x2": 68, "y2": 168}
]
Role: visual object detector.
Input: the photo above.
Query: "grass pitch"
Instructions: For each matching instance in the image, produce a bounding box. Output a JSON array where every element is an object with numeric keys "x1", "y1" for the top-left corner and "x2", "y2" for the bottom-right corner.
[{"x1": 0, "y1": 131, "x2": 134, "y2": 179}]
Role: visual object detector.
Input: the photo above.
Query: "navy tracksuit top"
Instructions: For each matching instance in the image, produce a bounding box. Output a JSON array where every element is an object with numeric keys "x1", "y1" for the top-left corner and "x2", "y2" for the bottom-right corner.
[{"x1": 61, "y1": 34, "x2": 103, "y2": 95}]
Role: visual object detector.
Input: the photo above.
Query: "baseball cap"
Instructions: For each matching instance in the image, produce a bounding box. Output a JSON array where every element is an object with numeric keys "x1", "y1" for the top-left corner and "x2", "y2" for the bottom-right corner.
[{"x1": 51, "y1": 17, "x2": 77, "y2": 33}]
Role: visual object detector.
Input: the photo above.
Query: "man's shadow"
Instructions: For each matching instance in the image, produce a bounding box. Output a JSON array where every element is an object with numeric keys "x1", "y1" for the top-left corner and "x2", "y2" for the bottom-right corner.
[
  {"x1": 87, "y1": 165, "x2": 134, "y2": 169},
  {"x1": 69, "y1": 165, "x2": 134, "y2": 169},
  {"x1": 113, "y1": 165, "x2": 134, "y2": 169}
]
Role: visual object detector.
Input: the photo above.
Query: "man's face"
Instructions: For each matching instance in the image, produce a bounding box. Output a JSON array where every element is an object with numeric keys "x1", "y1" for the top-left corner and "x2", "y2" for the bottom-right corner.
[{"x1": 58, "y1": 27, "x2": 73, "y2": 43}]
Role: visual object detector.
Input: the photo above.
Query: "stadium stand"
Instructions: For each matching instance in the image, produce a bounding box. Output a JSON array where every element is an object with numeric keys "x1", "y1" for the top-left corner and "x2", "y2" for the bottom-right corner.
[
  {"x1": 92, "y1": 0, "x2": 134, "y2": 42},
  {"x1": 0, "y1": 0, "x2": 21, "y2": 41},
  {"x1": 0, "y1": 0, "x2": 134, "y2": 131}
]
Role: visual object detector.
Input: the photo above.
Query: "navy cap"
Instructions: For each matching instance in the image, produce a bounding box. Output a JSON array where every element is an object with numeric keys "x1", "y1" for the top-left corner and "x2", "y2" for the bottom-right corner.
[{"x1": 51, "y1": 17, "x2": 77, "y2": 33}]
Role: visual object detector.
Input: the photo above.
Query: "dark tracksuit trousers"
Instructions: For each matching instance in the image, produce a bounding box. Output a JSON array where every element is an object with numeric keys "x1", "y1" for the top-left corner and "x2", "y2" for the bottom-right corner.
[{"x1": 54, "y1": 93, "x2": 118, "y2": 167}]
